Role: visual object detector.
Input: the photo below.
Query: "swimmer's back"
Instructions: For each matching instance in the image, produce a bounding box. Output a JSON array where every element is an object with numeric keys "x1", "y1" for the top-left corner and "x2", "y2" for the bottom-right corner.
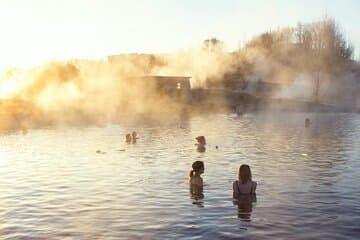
[{"x1": 233, "y1": 180, "x2": 257, "y2": 195}]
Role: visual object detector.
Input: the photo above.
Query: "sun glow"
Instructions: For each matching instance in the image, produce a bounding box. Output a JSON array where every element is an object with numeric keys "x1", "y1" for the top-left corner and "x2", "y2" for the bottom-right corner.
[
  {"x1": 0, "y1": 70, "x2": 22, "y2": 99},
  {"x1": 37, "y1": 83, "x2": 82, "y2": 109}
]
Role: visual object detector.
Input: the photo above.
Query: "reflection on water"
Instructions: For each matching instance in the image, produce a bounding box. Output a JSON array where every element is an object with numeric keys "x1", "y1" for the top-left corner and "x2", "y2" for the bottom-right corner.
[
  {"x1": 190, "y1": 183, "x2": 204, "y2": 207},
  {"x1": 0, "y1": 112, "x2": 359, "y2": 239},
  {"x1": 234, "y1": 194, "x2": 257, "y2": 221}
]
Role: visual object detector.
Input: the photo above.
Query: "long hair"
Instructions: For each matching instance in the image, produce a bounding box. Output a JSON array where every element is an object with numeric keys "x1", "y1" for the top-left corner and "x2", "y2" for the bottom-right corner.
[
  {"x1": 189, "y1": 161, "x2": 204, "y2": 177},
  {"x1": 238, "y1": 164, "x2": 252, "y2": 184}
]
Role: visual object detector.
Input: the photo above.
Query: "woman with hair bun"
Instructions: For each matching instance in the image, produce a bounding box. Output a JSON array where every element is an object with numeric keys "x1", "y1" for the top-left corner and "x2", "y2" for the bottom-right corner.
[
  {"x1": 189, "y1": 161, "x2": 205, "y2": 186},
  {"x1": 189, "y1": 161, "x2": 205, "y2": 201}
]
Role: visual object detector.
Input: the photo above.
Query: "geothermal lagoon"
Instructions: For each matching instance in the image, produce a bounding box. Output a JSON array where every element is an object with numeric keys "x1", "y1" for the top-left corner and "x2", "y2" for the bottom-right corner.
[{"x1": 0, "y1": 112, "x2": 359, "y2": 239}]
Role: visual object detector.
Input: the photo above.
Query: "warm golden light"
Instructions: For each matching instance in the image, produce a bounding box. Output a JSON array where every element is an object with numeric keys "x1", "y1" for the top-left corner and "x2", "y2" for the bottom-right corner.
[{"x1": 0, "y1": 70, "x2": 22, "y2": 98}]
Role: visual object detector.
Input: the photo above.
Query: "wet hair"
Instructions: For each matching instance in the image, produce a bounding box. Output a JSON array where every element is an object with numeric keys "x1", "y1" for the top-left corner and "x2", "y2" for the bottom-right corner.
[
  {"x1": 189, "y1": 161, "x2": 204, "y2": 177},
  {"x1": 238, "y1": 164, "x2": 252, "y2": 184},
  {"x1": 195, "y1": 136, "x2": 206, "y2": 145}
]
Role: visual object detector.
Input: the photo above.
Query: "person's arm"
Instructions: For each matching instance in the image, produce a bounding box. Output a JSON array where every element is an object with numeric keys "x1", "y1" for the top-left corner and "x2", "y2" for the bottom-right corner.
[
  {"x1": 192, "y1": 177, "x2": 203, "y2": 187},
  {"x1": 199, "y1": 177, "x2": 203, "y2": 187},
  {"x1": 251, "y1": 181, "x2": 257, "y2": 194},
  {"x1": 233, "y1": 181, "x2": 239, "y2": 199}
]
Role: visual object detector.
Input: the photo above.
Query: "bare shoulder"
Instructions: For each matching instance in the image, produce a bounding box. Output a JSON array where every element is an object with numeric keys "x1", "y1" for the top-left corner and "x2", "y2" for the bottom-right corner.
[{"x1": 191, "y1": 176, "x2": 203, "y2": 186}]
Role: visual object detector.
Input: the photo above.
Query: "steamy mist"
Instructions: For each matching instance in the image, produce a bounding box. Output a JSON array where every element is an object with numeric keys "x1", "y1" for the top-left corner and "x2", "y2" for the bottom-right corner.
[
  {"x1": 0, "y1": 16, "x2": 359, "y2": 134},
  {"x1": 1, "y1": 2, "x2": 360, "y2": 239}
]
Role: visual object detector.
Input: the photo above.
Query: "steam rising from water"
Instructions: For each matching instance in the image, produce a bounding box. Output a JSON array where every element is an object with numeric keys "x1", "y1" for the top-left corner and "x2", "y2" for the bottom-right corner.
[
  {"x1": 0, "y1": 44, "x2": 236, "y2": 133},
  {"x1": 0, "y1": 18, "x2": 359, "y2": 133}
]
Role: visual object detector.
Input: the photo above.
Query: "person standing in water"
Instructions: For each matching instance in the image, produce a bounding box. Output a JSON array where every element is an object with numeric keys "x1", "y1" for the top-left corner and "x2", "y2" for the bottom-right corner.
[
  {"x1": 233, "y1": 164, "x2": 257, "y2": 199},
  {"x1": 195, "y1": 136, "x2": 206, "y2": 152},
  {"x1": 233, "y1": 164, "x2": 257, "y2": 220},
  {"x1": 132, "y1": 131, "x2": 138, "y2": 143},
  {"x1": 189, "y1": 161, "x2": 205, "y2": 201},
  {"x1": 125, "y1": 132, "x2": 138, "y2": 144},
  {"x1": 125, "y1": 133, "x2": 132, "y2": 143}
]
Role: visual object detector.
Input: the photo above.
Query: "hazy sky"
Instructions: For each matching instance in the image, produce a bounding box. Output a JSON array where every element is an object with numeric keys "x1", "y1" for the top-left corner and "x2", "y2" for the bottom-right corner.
[{"x1": 0, "y1": 0, "x2": 359, "y2": 70}]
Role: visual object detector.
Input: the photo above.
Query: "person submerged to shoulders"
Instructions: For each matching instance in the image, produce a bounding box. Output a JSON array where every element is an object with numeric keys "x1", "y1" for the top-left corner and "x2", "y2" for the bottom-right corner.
[
  {"x1": 195, "y1": 136, "x2": 206, "y2": 146},
  {"x1": 132, "y1": 131, "x2": 138, "y2": 143},
  {"x1": 189, "y1": 161, "x2": 205, "y2": 200},
  {"x1": 125, "y1": 133, "x2": 132, "y2": 143},
  {"x1": 195, "y1": 136, "x2": 206, "y2": 152},
  {"x1": 189, "y1": 161, "x2": 204, "y2": 187},
  {"x1": 233, "y1": 164, "x2": 257, "y2": 199}
]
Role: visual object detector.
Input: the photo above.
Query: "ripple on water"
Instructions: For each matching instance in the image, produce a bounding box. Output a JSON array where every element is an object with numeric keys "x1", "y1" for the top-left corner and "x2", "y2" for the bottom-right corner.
[{"x1": 0, "y1": 113, "x2": 359, "y2": 239}]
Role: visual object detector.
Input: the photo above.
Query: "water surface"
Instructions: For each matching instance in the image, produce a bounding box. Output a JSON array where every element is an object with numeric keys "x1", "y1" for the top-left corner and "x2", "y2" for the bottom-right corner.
[{"x1": 0, "y1": 112, "x2": 359, "y2": 239}]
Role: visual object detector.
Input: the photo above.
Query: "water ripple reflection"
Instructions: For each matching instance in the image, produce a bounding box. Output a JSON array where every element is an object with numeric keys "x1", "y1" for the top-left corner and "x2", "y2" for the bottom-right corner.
[{"x1": 0, "y1": 112, "x2": 359, "y2": 239}]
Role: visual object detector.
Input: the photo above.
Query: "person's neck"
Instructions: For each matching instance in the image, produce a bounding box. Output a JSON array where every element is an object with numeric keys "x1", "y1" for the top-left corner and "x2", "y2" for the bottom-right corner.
[{"x1": 239, "y1": 179, "x2": 250, "y2": 183}]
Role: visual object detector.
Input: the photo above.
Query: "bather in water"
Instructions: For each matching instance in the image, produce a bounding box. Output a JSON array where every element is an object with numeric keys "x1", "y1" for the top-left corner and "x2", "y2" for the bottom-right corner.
[
  {"x1": 125, "y1": 133, "x2": 132, "y2": 143},
  {"x1": 195, "y1": 136, "x2": 206, "y2": 145},
  {"x1": 195, "y1": 136, "x2": 206, "y2": 152},
  {"x1": 189, "y1": 161, "x2": 205, "y2": 204},
  {"x1": 132, "y1": 131, "x2": 138, "y2": 143},
  {"x1": 233, "y1": 164, "x2": 257, "y2": 199},
  {"x1": 233, "y1": 164, "x2": 257, "y2": 220}
]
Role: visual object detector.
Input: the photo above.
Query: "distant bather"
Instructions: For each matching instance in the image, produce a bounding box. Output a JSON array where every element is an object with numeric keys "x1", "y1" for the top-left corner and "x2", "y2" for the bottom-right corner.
[
  {"x1": 125, "y1": 133, "x2": 132, "y2": 143},
  {"x1": 132, "y1": 131, "x2": 138, "y2": 143},
  {"x1": 195, "y1": 136, "x2": 206, "y2": 146},
  {"x1": 195, "y1": 136, "x2": 206, "y2": 152}
]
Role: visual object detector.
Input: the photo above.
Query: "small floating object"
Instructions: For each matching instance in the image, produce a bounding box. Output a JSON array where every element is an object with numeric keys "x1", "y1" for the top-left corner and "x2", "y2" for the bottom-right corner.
[
  {"x1": 96, "y1": 150, "x2": 106, "y2": 154},
  {"x1": 117, "y1": 149, "x2": 126, "y2": 152},
  {"x1": 301, "y1": 153, "x2": 308, "y2": 157}
]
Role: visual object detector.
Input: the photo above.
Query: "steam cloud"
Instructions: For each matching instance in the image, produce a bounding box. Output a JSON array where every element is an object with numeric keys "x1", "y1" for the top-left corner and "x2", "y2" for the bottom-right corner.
[{"x1": 0, "y1": 17, "x2": 359, "y2": 134}]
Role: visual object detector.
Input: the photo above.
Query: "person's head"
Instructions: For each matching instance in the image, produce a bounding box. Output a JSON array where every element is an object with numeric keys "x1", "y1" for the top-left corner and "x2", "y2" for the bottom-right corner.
[
  {"x1": 195, "y1": 136, "x2": 206, "y2": 145},
  {"x1": 238, "y1": 164, "x2": 252, "y2": 184},
  {"x1": 189, "y1": 161, "x2": 205, "y2": 177},
  {"x1": 126, "y1": 134, "x2": 131, "y2": 142},
  {"x1": 132, "y1": 131, "x2": 137, "y2": 137}
]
